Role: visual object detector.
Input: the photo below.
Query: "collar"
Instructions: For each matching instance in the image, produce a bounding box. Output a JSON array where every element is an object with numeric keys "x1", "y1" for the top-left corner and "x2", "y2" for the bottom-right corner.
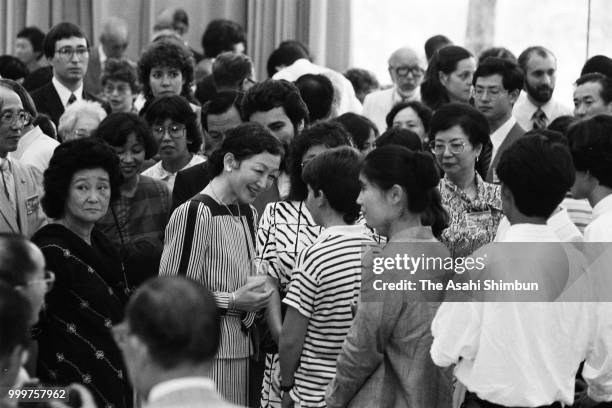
[
  {"x1": 150, "y1": 155, "x2": 206, "y2": 179},
  {"x1": 148, "y1": 377, "x2": 216, "y2": 403},
  {"x1": 318, "y1": 223, "x2": 369, "y2": 240},
  {"x1": 490, "y1": 116, "x2": 516, "y2": 140},
  {"x1": 392, "y1": 86, "x2": 419, "y2": 104},
  {"x1": 518, "y1": 92, "x2": 556, "y2": 120},
  {"x1": 98, "y1": 44, "x2": 107, "y2": 65},
  {"x1": 52, "y1": 77, "x2": 83, "y2": 107},
  {"x1": 442, "y1": 172, "x2": 485, "y2": 199},
  {"x1": 592, "y1": 194, "x2": 612, "y2": 220},
  {"x1": 16, "y1": 126, "x2": 44, "y2": 150},
  {"x1": 502, "y1": 223, "x2": 559, "y2": 242},
  {"x1": 0, "y1": 156, "x2": 12, "y2": 171}
]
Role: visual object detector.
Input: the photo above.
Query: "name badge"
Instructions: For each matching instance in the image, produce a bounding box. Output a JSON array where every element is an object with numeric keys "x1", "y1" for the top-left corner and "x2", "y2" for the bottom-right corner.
[{"x1": 26, "y1": 195, "x2": 40, "y2": 215}]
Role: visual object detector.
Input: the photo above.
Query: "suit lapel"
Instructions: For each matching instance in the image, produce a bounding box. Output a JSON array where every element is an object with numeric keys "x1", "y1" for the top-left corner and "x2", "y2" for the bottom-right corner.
[
  {"x1": 487, "y1": 123, "x2": 526, "y2": 182},
  {"x1": 44, "y1": 84, "x2": 65, "y2": 125},
  {"x1": 12, "y1": 162, "x2": 29, "y2": 234},
  {"x1": 0, "y1": 170, "x2": 19, "y2": 232}
]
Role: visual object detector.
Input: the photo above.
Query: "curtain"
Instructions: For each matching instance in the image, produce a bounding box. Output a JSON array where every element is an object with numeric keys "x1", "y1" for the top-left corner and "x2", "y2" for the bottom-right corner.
[{"x1": 1, "y1": 0, "x2": 351, "y2": 83}]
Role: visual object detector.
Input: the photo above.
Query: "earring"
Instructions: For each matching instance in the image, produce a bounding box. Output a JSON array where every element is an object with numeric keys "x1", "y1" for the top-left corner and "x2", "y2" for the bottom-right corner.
[{"x1": 226, "y1": 167, "x2": 232, "y2": 172}]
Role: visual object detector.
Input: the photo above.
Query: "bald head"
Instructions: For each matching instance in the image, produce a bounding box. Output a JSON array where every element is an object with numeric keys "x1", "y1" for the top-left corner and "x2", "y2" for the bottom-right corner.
[
  {"x1": 100, "y1": 17, "x2": 129, "y2": 59},
  {"x1": 388, "y1": 47, "x2": 424, "y2": 96}
]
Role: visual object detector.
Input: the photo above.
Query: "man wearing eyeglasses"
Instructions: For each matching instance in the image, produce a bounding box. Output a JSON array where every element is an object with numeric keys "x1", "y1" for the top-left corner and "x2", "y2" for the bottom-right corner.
[
  {"x1": 30, "y1": 22, "x2": 108, "y2": 127},
  {"x1": 84, "y1": 17, "x2": 131, "y2": 96},
  {"x1": 362, "y1": 47, "x2": 424, "y2": 133},
  {"x1": 0, "y1": 83, "x2": 46, "y2": 238},
  {"x1": 473, "y1": 57, "x2": 525, "y2": 184}
]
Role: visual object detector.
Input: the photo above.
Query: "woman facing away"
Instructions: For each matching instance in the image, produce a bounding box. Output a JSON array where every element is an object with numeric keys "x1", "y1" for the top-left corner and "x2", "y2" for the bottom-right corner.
[
  {"x1": 326, "y1": 145, "x2": 452, "y2": 408},
  {"x1": 159, "y1": 122, "x2": 283, "y2": 406}
]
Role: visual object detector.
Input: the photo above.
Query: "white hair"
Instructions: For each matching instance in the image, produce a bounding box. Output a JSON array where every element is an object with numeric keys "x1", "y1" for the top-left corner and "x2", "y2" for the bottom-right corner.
[{"x1": 58, "y1": 100, "x2": 107, "y2": 141}]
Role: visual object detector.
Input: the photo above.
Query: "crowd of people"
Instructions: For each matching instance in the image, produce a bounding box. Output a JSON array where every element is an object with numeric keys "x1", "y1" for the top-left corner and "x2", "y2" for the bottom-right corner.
[{"x1": 1, "y1": 6, "x2": 612, "y2": 408}]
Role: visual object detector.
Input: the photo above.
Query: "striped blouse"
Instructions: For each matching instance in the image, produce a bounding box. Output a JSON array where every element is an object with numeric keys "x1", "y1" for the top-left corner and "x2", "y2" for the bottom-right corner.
[
  {"x1": 283, "y1": 224, "x2": 377, "y2": 407},
  {"x1": 159, "y1": 194, "x2": 257, "y2": 359}
]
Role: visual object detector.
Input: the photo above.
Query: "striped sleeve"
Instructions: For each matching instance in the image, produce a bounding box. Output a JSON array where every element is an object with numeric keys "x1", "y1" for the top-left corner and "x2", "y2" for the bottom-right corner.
[
  {"x1": 257, "y1": 202, "x2": 283, "y2": 280},
  {"x1": 283, "y1": 249, "x2": 318, "y2": 319}
]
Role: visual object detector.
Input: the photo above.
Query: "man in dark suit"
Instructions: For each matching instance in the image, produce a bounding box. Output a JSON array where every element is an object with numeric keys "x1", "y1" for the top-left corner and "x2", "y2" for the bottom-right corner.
[
  {"x1": 113, "y1": 276, "x2": 243, "y2": 408},
  {"x1": 30, "y1": 22, "x2": 108, "y2": 127},
  {"x1": 473, "y1": 57, "x2": 526, "y2": 183},
  {"x1": 83, "y1": 17, "x2": 130, "y2": 96}
]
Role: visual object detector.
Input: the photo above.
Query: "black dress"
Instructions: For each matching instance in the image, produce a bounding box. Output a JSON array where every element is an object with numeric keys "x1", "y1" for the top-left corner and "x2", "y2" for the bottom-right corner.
[{"x1": 32, "y1": 224, "x2": 132, "y2": 408}]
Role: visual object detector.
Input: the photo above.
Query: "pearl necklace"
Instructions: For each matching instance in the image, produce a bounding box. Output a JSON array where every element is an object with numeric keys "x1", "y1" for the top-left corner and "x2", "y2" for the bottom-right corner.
[{"x1": 210, "y1": 184, "x2": 241, "y2": 222}]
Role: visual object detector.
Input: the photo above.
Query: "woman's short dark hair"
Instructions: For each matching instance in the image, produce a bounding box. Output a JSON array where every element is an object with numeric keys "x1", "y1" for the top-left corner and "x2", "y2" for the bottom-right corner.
[
  {"x1": 208, "y1": 122, "x2": 283, "y2": 178},
  {"x1": 334, "y1": 113, "x2": 379, "y2": 151},
  {"x1": 42, "y1": 138, "x2": 122, "y2": 219},
  {"x1": 497, "y1": 131, "x2": 575, "y2": 218},
  {"x1": 421, "y1": 45, "x2": 473, "y2": 110},
  {"x1": 362, "y1": 146, "x2": 448, "y2": 237},
  {"x1": 101, "y1": 58, "x2": 139, "y2": 93},
  {"x1": 385, "y1": 101, "x2": 432, "y2": 133},
  {"x1": 16, "y1": 26, "x2": 46, "y2": 56},
  {"x1": 138, "y1": 39, "x2": 195, "y2": 102},
  {"x1": 302, "y1": 147, "x2": 362, "y2": 224},
  {"x1": 429, "y1": 103, "x2": 490, "y2": 148},
  {"x1": 94, "y1": 113, "x2": 157, "y2": 160},
  {"x1": 376, "y1": 128, "x2": 423, "y2": 151},
  {"x1": 143, "y1": 96, "x2": 203, "y2": 154},
  {"x1": 201, "y1": 19, "x2": 246, "y2": 59},
  {"x1": 287, "y1": 121, "x2": 352, "y2": 201},
  {"x1": 0, "y1": 56, "x2": 28, "y2": 80},
  {"x1": 567, "y1": 114, "x2": 612, "y2": 189}
]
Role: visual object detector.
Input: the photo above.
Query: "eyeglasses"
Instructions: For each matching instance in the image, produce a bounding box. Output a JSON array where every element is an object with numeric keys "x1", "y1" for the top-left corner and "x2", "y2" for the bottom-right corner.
[
  {"x1": 26, "y1": 270, "x2": 55, "y2": 292},
  {"x1": 55, "y1": 46, "x2": 89, "y2": 60},
  {"x1": 103, "y1": 84, "x2": 131, "y2": 95},
  {"x1": 430, "y1": 140, "x2": 468, "y2": 155},
  {"x1": 151, "y1": 124, "x2": 186, "y2": 139},
  {"x1": 0, "y1": 110, "x2": 29, "y2": 125},
  {"x1": 390, "y1": 65, "x2": 424, "y2": 77}
]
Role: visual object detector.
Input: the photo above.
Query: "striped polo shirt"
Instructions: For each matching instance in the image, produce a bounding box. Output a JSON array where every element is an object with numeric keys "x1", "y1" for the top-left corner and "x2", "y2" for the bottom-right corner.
[{"x1": 283, "y1": 224, "x2": 376, "y2": 407}]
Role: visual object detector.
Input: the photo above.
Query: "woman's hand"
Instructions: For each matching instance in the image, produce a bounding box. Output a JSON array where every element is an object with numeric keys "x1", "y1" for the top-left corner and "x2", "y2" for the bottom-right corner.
[{"x1": 233, "y1": 281, "x2": 274, "y2": 313}]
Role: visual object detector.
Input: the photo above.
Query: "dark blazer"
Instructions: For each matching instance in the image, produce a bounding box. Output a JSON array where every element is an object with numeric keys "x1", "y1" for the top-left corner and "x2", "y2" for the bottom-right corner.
[
  {"x1": 172, "y1": 161, "x2": 281, "y2": 217},
  {"x1": 83, "y1": 47, "x2": 103, "y2": 96},
  {"x1": 30, "y1": 82, "x2": 110, "y2": 127},
  {"x1": 485, "y1": 122, "x2": 526, "y2": 183}
]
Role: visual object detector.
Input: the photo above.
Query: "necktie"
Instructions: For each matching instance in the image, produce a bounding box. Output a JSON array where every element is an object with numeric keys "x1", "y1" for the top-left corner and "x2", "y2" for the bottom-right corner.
[
  {"x1": 532, "y1": 108, "x2": 547, "y2": 130},
  {"x1": 0, "y1": 159, "x2": 16, "y2": 211},
  {"x1": 67, "y1": 93, "x2": 77, "y2": 106}
]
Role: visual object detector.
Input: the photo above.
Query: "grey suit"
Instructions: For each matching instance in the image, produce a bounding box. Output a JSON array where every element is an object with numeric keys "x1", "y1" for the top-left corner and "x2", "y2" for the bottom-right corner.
[
  {"x1": 147, "y1": 384, "x2": 245, "y2": 408},
  {"x1": 485, "y1": 122, "x2": 526, "y2": 183},
  {"x1": 0, "y1": 159, "x2": 46, "y2": 238}
]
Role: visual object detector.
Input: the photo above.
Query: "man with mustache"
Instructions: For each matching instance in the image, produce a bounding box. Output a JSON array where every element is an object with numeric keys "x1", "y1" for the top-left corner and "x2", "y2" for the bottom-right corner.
[
  {"x1": 30, "y1": 22, "x2": 107, "y2": 127},
  {"x1": 513, "y1": 46, "x2": 572, "y2": 131},
  {"x1": 363, "y1": 47, "x2": 424, "y2": 132}
]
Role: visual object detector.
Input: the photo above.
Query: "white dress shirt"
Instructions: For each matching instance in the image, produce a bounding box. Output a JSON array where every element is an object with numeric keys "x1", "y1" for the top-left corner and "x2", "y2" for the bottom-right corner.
[
  {"x1": 141, "y1": 154, "x2": 206, "y2": 193},
  {"x1": 495, "y1": 206, "x2": 583, "y2": 243},
  {"x1": 489, "y1": 116, "x2": 516, "y2": 163},
  {"x1": 273, "y1": 58, "x2": 362, "y2": 116},
  {"x1": 431, "y1": 223, "x2": 598, "y2": 406},
  {"x1": 147, "y1": 377, "x2": 216, "y2": 404},
  {"x1": 584, "y1": 194, "x2": 612, "y2": 241},
  {"x1": 52, "y1": 76, "x2": 83, "y2": 107},
  {"x1": 362, "y1": 86, "x2": 421, "y2": 133},
  {"x1": 9, "y1": 126, "x2": 59, "y2": 173},
  {"x1": 512, "y1": 92, "x2": 572, "y2": 131}
]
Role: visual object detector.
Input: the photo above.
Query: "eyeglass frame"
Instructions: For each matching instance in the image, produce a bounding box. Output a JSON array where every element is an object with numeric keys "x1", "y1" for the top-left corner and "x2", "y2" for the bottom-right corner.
[
  {"x1": 151, "y1": 123, "x2": 187, "y2": 139},
  {"x1": 25, "y1": 270, "x2": 55, "y2": 292},
  {"x1": 389, "y1": 65, "x2": 424, "y2": 78},
  {"x1": 54, "y1": 46, "x2": 90, "y2": 60},
  {"x1": 430, "y1": 140, "x2": 470, "y2": 155},
  {"x1": 103, "y1": 83, "x2": 133, "y2": 95},
  {"x1": 0, "y1": 110, "x2": 30, "y2": 126}
]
